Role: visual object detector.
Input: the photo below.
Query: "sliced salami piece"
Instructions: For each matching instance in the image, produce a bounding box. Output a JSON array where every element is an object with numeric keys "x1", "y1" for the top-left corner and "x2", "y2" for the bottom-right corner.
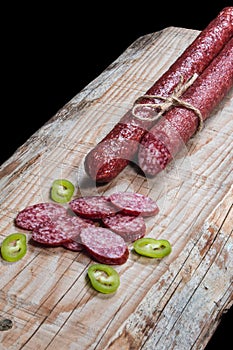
[
  {"x1": 69, "y1": 196, "x2": 117, "y2": 219},
  {"x1": 79, "y1": 226, "x2": 129, "y2": 265},
  {"x1": 109, "y1": 192, "x2": 159, "y2": 217},
  {"x1": 62, "y1": 240, "x2": 84, "y2": 251},
  {"x1": 31, "y1": 213, "x2": 95, "y2": 246},
  {"x1": 31, "y1": 221, "x2": 70, "y2": 246},
  {"x1": 15, "y1": 202, "x2": 67, "y2": 231},
  {"x1": 102, "y1": 213, "x2": 146, "y2": 242},
  {"x1": 52, "y1": 215, "x2": 92, "y2": 239}
]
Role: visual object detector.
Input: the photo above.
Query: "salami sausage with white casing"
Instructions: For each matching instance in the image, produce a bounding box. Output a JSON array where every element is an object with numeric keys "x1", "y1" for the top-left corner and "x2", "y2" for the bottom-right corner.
[
  {"x1": 84, "y1": 7, "x2": 233, "y2": 183},
  {"x1": 138, "y1": 37, "x2": 233, "y2": 176}
]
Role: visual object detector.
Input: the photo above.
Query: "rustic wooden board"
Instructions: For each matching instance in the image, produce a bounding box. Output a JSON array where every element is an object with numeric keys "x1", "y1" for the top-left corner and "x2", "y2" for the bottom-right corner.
[{"x1": 0, "y1": 26, "x2": 232, "y2": 350}]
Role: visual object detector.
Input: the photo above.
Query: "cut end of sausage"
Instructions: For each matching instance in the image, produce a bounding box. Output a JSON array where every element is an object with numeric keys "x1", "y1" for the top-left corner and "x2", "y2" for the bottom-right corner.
[
  {"x1": 84, "y1": 152, "x2": 129, "y2": 183},
  {"x1": 138, "y1": 133, "x2": 172, "y2": 177}
]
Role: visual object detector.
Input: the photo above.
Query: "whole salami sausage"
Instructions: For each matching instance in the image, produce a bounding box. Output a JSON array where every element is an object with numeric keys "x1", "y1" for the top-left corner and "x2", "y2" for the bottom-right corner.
[
  {"x1": 138, "y1": 37, "x2": 233, "y2": 176},
  {"x1": 84, "y1": 7, "x2": 233, "y2": 183}
]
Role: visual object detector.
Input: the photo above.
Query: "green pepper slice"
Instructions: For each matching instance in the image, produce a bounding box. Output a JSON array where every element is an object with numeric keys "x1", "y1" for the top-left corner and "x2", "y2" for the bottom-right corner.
[
  {"x1": 133, "y1": 238, "x2": 172, "y2": 258},
  {"x1": 1, "y1": 233, "x2": 27, "y2": 262},
  {"x1": 50, "y1": 179, "x2": 75, "y2": 203},
  {"x1": 87, "y1": 264, "x2": 120, "y2": 294}
]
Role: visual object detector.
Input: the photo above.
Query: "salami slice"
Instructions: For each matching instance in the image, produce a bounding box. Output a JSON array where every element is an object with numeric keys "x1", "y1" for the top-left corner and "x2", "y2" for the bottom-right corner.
[
  {"x1": 62, "y1": 240, "x2": 84, "y2": 251},
  {"x1": 61, "y1": 215, "x2": 96, "y2": 251},
  {"x1": 109, "y1": 192, "x2": 159, "y2": 217},
  {"x1": 69, "y1": 196, "x2": 117, "y2": 219},
  {"x1": 102, "y1": 213, "x2": 146, "y2": 242},
  {"x1": 15, "y1": 202, "x2": 67, "y2": 231},
  {"x1": 31, "y1": 221, "x2": 71, "y2": 246},
  {"x1": 31, "y1": 213, "x2": 95, "y2": 246},
  {"x1": 79, "y1": 226, "x2": 129, "y2": 265},
  {"x1": 53, "y1": 215, "x2": 92, "y2": 239}
]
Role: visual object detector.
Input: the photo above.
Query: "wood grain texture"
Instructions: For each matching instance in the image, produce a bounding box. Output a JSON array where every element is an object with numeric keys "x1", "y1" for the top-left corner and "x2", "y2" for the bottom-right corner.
[{"x1": 0, "y1": 27, "x2": 232, "y2": 350}]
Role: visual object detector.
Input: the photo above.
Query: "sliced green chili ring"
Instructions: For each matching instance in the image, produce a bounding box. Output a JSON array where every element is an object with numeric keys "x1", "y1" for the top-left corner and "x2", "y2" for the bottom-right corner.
[
  {"x1": 1, "y1": 233, "x2": 27, "y2": 262},
  {"x1": 87, "y1": 264, "x2": 120, "y2": 294},
  {"x1": 133, "y1": 238, "x2": 172, "y2": 258},
  {"x1": 51, "y1": 179, "x2": 75, "y2": 203}
]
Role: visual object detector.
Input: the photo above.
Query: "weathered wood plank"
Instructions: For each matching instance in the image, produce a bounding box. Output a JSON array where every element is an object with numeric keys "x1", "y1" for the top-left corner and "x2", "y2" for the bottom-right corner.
[{"x1": 0, "y1": 26, "x2": 232, "y2": 350}]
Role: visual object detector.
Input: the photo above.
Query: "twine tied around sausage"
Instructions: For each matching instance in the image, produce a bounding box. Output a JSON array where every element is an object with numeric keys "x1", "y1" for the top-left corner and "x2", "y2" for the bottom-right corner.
[{"x1": 132, "y1": 73, "x2": 204, "y2": 132}]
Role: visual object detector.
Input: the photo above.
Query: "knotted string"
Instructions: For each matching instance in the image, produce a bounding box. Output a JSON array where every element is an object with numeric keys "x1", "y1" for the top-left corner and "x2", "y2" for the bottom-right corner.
[{"x1": 132, "y1": 73, "x2": 204, "y2": 132}]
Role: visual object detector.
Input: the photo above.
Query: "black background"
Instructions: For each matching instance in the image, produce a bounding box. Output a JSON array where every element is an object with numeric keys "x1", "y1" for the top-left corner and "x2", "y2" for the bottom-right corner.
[{"x1": 1, "y1": 1, "x2": 232, "y2": 348}]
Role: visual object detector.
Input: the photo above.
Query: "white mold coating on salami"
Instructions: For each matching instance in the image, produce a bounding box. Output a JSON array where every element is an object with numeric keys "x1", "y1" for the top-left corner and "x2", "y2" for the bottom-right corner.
[
  {"x1": 69, "y1": 196, "x2": 117, "y2": 219},
  {"x1": 79, "y1": 226, "x2": 129, "y2": 264},
  {"x1": 109, "y1": 192, "x2": 159, "y2": 217},
  {"x1": 15, "y1": 202, "x2": 67, "y2": 231},
  {"x1": 102, "y1": 213, "x2": 146, "y2": 242}
]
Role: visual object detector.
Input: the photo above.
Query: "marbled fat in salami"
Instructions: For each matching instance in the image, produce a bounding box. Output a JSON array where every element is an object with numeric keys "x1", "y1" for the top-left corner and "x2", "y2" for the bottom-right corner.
[
  {"x1": 102, "y1": 213, "x2": 146, "y2": 242},
  {"x1": 109, "y1": 192, "x2": 159, "y2": 217},
  {"x1": 61, "y1": 215, "x2": 96, "y2": 251},
  {"x1": 79, "y1": 226, "x2": 129, "y2": 264},
  {"x1": 69, "y1": 196, "x2": 117, "y2": 219},
  {"x1": 31, "y1": 213, "x2": 95, "y2": 246},
  {"x1": 15, "y1": 202, "x2": 67, "y2": 231},
  {"x1": 31, "y1": 221, "x2": 71, "y2": 246},
  {"x1": 62, "y1": 240, "x2": 84, "y2": 251}
]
